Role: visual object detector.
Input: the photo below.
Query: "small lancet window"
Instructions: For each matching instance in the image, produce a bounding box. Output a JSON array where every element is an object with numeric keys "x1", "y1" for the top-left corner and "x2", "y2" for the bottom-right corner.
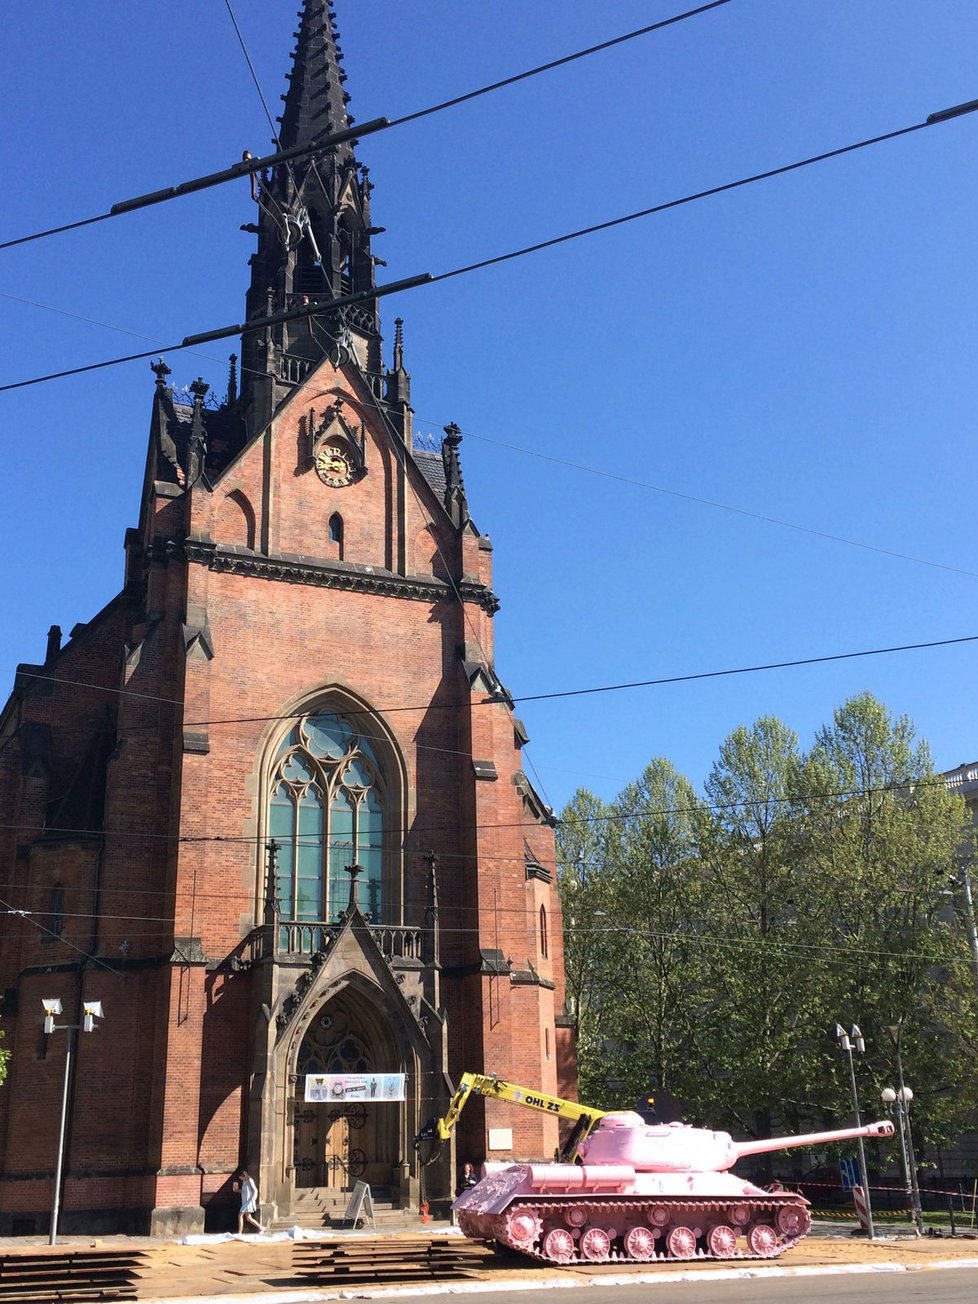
[
  {"x1": 43, "y1": 886, "x2": 64, "y2": 943},
  {"x1": 539, "y1": 903, "x2": 549, "y2": 959},
  {"x1": 328, "y1": 513, "x2": 344, "y2": 559}
]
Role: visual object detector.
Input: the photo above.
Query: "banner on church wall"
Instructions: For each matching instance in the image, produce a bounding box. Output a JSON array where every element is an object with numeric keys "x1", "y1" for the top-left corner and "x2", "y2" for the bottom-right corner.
[{"x1": 304, "y1": 1073, "x2": 405, "y2": 1103}]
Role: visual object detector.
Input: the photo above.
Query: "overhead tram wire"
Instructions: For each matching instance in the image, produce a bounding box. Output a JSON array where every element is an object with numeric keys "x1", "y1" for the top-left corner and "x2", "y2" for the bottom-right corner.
[
  {"x1": 0, "y1": 2, "x2": 732, "y2": 255},
  {"x1": 0, "y1": 898, "x2": 955, "y2": 968},
  {"x1": 1, "y1": 291, "x2": 974, "y2": 586},
  {"x1": 0, "y1": 120, "x2": 389, "y2": 253},
  {"x1": 0, "y1": 283, "x2": 971, "y2": 584},
  {"x1": 0, "y1": 275, "x2": 432, "y2": 394},
  {"x1": 3, "y1": 95, "x2": 977, "y2": 397},
  {"x1": 14, "y1": 632, "x2": 978, "y2": 725},
  {"x1": 0, "y1": 770, "x2": 960, "y2": 851}
]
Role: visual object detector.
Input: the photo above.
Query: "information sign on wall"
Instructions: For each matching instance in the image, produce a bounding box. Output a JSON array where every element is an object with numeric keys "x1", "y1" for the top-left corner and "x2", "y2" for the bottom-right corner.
[{"x1": 304, "y1": 1072, "x2": 405, "y2": 1103}]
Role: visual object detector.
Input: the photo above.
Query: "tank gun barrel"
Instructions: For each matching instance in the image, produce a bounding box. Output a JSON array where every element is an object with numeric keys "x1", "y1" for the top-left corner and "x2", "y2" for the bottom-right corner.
[{"x1": 732, "y1": 1118, "x2": 894, "y2": 1161}]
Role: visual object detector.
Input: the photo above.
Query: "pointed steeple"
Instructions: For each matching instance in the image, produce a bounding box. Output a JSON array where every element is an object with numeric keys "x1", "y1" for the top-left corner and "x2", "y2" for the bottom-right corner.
[
  {"x1": 241, "y1": 0, "x2": 383, "y2": 436},
  {"x1": 277, "y1": 1, "x2": 354, "y2": 167}
]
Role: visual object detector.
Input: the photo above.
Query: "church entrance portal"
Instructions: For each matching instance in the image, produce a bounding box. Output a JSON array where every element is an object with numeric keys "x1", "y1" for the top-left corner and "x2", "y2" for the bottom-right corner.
[{"x1": 293, "y1": 994, "x2": 399, "y2": 1192}]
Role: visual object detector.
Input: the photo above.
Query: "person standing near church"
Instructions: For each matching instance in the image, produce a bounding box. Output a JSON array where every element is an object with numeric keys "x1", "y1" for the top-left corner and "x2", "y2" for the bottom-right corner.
[{"x1": 234, "y1": 1170, "x2": 264, "y2": 1234}]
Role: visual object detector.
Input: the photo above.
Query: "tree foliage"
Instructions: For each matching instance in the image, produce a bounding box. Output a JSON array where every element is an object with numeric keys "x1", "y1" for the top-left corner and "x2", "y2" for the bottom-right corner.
[{"x1": 557, "y1": 694, "x2": 978, "y2": 1170}]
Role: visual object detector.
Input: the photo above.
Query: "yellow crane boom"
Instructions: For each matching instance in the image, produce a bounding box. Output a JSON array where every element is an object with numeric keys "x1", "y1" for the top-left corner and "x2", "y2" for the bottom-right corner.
[{"x1": 422, "y1": 1072, "x2": 610, "y2": 1164}]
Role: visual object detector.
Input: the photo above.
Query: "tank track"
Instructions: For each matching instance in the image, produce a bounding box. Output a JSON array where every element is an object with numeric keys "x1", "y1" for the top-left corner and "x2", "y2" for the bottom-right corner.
[{"x1": 457, "y1": 1195, "x2": 812, "y2": 1265}]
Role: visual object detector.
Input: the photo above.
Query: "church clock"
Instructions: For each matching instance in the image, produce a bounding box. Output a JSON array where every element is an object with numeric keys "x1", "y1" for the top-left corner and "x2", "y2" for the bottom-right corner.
[{"x1": 314, "y1": 443, "x2": 354, "y2": 487}]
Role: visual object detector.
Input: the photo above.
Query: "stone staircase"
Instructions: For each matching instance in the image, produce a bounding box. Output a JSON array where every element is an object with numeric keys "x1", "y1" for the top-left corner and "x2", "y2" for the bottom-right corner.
[{"x1": 271, "y1": 1187, "x2": 420, "y2": 1231}]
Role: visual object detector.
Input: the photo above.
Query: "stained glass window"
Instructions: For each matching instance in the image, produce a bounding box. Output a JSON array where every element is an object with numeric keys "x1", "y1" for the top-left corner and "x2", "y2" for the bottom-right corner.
[{"x1": 269, "y1": 710, "x2": 385, "y2": 927}]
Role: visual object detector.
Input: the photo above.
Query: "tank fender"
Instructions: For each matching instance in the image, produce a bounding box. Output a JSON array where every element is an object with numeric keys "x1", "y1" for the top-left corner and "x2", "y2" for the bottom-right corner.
[{"x1": 524, "y1": 1163, "x2": 636, "y2": 1192}]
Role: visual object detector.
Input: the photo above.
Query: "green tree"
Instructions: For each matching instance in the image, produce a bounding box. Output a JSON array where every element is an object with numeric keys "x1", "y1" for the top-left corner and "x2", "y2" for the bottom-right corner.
[
  {"x1": 555, "y1": 787, "x2": 624, "y2": 1103},
  {"x1": 695, "y1": 717, "x2": 835, "y2": 1138},
  {"x1": 559, "y1": 694, "x2": 978, "y2": 1173},
  {"x1": 596, "y1": 758, "x2": 706, "y2": 1109},
  {"x1": 803, "y1": 693, "x2": 978, "y2": 1154}
]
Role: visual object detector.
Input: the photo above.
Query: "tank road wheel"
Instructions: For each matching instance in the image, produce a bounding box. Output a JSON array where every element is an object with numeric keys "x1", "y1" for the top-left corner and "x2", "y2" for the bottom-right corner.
[
  {"x1": 504, "y1": 1208, "x2": 542, "y2": 1248},
  {"x1": 624, "y1": 1226, "x2": 657, "y2": 1261},
  {"x1": 746, "y1": 1223, "x2": 779, "y2": 1257},
  {"x1": 729, "y1": 1204, "x2": 750, "y2": 1226},
  {"x1": 564, "y1": 1205, "x2": 589, "y2": 1228},
  {"x1": 666, "y1": 1225, "x2": 698, "y2": 1260},
  {"x1": 541, "y1": 1227, "x2": 576, "y2": 1264},
  {"x1": 776, "y1": 1204, "x2": 810, "y2": 1237},
  {"x1": 648, "y1": 1205, "x2": 671, "y2": 1227},
  {"x1": 579, "y1": 1227, "x2": 612, "y2": 1262},
  {"x1": 707, "y1": 1224, "x2": 738, "y2": 1258}
]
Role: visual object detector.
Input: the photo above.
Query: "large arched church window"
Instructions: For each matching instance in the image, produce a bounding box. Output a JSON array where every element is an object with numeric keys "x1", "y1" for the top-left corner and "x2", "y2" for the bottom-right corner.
[{"x1": 268, "y1": 710, "x2": 385, "y2": 924}]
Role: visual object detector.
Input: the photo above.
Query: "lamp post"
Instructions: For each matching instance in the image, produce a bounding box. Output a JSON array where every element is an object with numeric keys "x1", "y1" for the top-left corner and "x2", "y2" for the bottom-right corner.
[
  {"x1": 881, "y1": 1086, "x2": 922, "y2": 1234},
  {"x1": 833, "y1": 1022, "x2": 875, "y2": 1240},
  {"x1": 42, "y1": 997, "x2": 104, "y2": 1245},
  {"x1": 887, "y1": 1023, "x2": 924, "y2": 1235}
]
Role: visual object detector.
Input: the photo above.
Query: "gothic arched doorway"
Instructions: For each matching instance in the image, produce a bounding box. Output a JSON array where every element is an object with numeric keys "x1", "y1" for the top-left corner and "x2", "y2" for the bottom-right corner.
[{"x1": 292, "y1": 989, "x2": 400, "y2": 1193}]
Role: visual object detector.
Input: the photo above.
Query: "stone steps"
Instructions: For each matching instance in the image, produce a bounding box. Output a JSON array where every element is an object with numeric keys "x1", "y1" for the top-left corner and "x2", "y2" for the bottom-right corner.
[{"x1": 270, "y1": 1188, "x2": 414, "y2": 1231}]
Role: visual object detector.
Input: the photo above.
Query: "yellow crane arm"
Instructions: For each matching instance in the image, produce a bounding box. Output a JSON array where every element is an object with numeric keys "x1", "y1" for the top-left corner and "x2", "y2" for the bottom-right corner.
[{"x1": 431, "y1": 1072, "x2": 609, "y2": 1162}]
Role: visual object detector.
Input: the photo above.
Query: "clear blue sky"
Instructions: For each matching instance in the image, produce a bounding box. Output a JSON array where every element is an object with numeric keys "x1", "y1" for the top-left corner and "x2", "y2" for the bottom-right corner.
[{"x1": 2, "y1": 1, "x2": 977, "y2": 814}]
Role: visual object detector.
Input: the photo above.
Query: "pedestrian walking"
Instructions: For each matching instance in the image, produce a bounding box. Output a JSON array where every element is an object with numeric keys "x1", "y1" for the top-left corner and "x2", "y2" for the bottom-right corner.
[{"x1": 233, "y1": 1170, "x2": 265, "y2": 1234}]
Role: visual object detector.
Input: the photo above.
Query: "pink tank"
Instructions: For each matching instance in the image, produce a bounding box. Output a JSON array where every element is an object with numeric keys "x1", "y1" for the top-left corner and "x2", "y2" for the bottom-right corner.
[{"x1": 453, "y1": 1112, "x2": 894, "y2": 1265}]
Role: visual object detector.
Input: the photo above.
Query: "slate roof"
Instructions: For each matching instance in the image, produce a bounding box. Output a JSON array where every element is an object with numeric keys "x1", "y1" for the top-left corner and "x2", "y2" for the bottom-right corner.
[{"x1": 412, "y1": 448, "x2": 447, "y2": 503}]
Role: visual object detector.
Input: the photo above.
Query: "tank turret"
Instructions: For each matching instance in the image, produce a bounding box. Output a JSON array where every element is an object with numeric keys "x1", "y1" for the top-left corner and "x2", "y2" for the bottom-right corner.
[
  {"x1": 454, "y1": 1114, "x2": 894, "y2": 1266},
  {"x1": 577, "y1": 1112, "x2": 895, "y2": 1173}
]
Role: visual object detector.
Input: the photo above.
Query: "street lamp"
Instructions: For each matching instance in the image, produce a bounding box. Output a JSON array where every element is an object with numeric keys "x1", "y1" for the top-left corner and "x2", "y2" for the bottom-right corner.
[
  {"x1": 881, "y1": 1086, "x2": 922, "y2": 1235},
  {"x1": 833, "y1": 1022, "x2": 875, "y2": 1240},
  {"x1": 887, "y1": 1023, "x2": 924, "y2": 1235},
  {"x1": 42, "y1": 997, "x2": 105, "y2": 1245}
]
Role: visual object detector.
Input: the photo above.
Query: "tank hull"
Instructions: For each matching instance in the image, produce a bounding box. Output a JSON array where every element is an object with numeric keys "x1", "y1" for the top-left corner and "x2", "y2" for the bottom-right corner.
[
  {"x1": 453, "y1": 1163, "x2": 812, "y2": 1264},
  {"x1": 456, "y1": 1193, "x2": 812, "y2": 1264}
]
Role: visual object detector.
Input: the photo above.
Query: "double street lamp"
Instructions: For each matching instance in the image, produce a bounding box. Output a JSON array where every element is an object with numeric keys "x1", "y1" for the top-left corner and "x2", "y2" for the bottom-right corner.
[
  {"x1": 884, "y1": 1022, "x2": 924, "y2": 1235},
  {"x1": 42, "y1": 997, "x2": 105, "y2": 1246}
]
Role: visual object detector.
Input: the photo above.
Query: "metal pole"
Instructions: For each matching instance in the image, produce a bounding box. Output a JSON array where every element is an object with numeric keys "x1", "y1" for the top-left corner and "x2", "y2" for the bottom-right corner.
[
  {"x1": 902, "y1": 1102, "x2": 924, "y2": 1235},
  {"x1": 892, "y1": 1097, "x2": 913, "y2": 1225},
  {"x1": 893, "y1": 1039, "x2": 924, "y2": 1235},
  {"x1": 49, "y1": 1030, "x2": 73, "y2": 1246},
  {"x1": 958, "y1": 859, "x2": 978, "y2": 997},
  {"x1": 845, "y1": 1041, "x2": 875, "y2": 1240}
]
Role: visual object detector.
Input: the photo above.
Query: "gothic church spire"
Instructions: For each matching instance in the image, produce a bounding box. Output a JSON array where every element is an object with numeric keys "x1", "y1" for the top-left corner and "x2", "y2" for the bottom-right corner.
[
  {"x1": 277, "y1": 0, "x2": 354, "y2": 168},
  {"x1": 241, "y1": 0, "x2": 382, "y2": 436}
]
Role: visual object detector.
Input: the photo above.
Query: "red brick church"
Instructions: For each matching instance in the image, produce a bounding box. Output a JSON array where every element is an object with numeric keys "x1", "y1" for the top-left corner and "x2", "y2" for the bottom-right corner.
[{"x1": 0, "y1": 0, "x2": 574, "y2": 1235}]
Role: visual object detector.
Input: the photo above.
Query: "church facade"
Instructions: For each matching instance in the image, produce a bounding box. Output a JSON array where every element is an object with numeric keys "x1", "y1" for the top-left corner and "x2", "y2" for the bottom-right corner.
[{"x1": 0, "y1": 1, "x2": 575, "y2": 1235}]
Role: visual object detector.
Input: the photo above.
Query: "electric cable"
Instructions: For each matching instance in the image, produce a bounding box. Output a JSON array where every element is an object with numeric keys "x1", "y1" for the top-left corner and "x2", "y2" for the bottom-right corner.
[
  {"x1": 0, "y1": 2, "x2": 732, "y2": 255},
  {"x1": 0, "y1": 894, "x2": 126, "y2": 981},
  {"x1": 4, "y1": 98, "x2": 978, "y2": 396},
  {"x1": 1, "y1": 286, "x2": 973, "y2": 582},
  {"x1": 0, "y1": 897, "x2": 965, "y2": 968},
  {"x1": 0, "y1": 771, "x2": 961, "y2": 855},
  {"x1": 13, "y1": 631, "x2": 978, "y2": 721}
]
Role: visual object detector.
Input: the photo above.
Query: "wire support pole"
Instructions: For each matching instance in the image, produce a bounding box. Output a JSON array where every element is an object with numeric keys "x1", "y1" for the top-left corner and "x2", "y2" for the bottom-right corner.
[
  {"x1": 892, "y1": 1036, "x2": 924, "y2": 1235},
  {"x1": 844, "y1": 1042, "x2": 876, "y2": 1241},
  {"x1": 49, "y1": 1029, "x2": 74, "y2": 1246},
  {"x1": 958, "y1": 858, "x2": 978, "y2": 998}
]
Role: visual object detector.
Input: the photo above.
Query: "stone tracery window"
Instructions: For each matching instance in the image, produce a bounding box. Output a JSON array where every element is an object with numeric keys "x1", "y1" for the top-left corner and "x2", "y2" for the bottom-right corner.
[{"x1": 269, "y1": 710, "x2": 385, "y2": 923}]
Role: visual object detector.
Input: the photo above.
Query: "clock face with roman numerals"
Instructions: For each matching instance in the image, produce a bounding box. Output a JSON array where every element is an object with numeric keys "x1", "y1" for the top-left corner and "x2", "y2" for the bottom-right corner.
[{"x1": 314, "y1": 443, "x2": 354, "y2": 487}]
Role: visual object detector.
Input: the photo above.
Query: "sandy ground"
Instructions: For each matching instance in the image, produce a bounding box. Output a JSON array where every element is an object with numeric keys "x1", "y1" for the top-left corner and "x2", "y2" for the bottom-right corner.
[{"x1": 3, "y1": 1225, "x2": 978, "y2": 1299}]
